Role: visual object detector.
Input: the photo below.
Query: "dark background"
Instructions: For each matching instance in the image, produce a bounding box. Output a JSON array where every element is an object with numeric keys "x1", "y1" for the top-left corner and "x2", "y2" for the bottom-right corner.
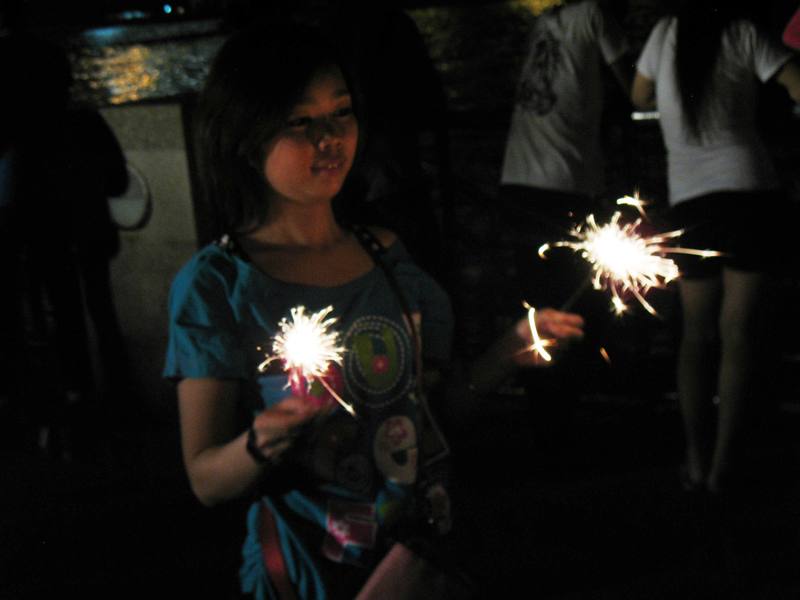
[{"x1": 2, "y1": 0, "x2": 799, "y2": 597}]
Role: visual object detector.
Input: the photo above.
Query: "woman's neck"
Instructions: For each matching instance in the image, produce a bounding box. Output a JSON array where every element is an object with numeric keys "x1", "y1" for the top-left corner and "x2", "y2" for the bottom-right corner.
[
  {"x1": 244, "y1": 201, "x2": 346, "y2": 250},
  {"x1": 234, "y1": 199, "x2": 374, "y2": 287}
]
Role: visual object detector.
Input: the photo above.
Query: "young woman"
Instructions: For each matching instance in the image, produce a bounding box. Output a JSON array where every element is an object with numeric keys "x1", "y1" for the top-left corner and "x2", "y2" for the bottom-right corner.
[
  {"x1": 632, "y1": 1, "x2": 800, "y2": 494},
  {"x1": 165, "y1": 23, "x2": 584, "y2": 599}
]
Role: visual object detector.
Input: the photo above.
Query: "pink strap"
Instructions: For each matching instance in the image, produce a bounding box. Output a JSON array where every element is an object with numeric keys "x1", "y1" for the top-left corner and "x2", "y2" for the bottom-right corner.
[{"x1": 259, "y1": 502, "x2": 298, "y2": 600}]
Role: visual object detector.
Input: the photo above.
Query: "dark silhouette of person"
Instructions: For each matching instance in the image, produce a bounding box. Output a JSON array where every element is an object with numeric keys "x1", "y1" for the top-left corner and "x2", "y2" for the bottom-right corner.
[
  {"x1": 0, "y1": 2, "x2": 74, "y2": 451},
  {"x1": 1, "y1": 2, "x2": 129, "y2": 458},
  {"x1": 60, "y1": 108, "x2": 130, "y2": 400}
]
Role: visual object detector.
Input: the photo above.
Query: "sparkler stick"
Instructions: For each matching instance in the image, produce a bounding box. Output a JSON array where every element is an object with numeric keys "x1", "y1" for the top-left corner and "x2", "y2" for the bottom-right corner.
[
  {"x1": 259, "y1": 305, "x2": 356, "y2": 417},
  {"x1": 558, "y1": 277, "x2": 592, "y2": 312},
  {"x1": 538, "y1": 200, "x2": 721, "y2": 317}
]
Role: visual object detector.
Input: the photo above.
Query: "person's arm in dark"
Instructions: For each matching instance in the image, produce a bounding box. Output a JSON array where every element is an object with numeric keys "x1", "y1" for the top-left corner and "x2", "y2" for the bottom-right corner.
[{"x1": 631, "y1": 71, "x2": 656, "y2": 110}]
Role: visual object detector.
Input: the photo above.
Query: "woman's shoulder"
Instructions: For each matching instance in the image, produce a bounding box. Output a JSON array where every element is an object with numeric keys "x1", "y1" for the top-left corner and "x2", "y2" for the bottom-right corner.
[
  {"x1": 170, "y1": 241, "x2": 242, "y2": 299},
  {"x1": 651, "y1": 15, "x2": 676, "y2": 38}
]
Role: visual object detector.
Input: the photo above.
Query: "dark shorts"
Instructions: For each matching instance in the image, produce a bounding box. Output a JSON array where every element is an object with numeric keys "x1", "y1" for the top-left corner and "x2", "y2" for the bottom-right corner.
[{"x1": 669, "y1": 190, "x2": 789, "y2": 279}]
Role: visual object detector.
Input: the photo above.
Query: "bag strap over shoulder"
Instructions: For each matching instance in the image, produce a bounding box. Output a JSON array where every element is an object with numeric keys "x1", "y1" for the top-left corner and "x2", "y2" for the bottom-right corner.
[
  {"x1": 351, "y1": 225, "x2": 450, "y2": 468},
  {"x1": 351, "y1": 225, "x2": 422, "y2": 378}
]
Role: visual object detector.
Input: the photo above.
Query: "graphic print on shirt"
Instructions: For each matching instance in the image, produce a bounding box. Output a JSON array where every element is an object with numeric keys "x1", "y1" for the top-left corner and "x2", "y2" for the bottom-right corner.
[
  {"x1": 323, "y1": 499, "x2": 378, "y2": 565},
  {"x1": 343, "y1": 315, "x2": 412, "y2": 410},
  {"x1": 373, "y1": 415, "x2": 418, "y2": 484},
  {"x1": 516, "y1": 24, "x2": 561, "y2": 115}
]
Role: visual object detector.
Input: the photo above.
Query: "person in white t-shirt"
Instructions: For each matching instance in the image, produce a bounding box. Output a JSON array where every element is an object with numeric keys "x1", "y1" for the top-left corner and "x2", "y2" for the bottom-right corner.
[
  {"x1": 497, "y1": 0, "x2": 632, "y2": 315},
  {"x1": 632, "y1": 0, "x2": 800, "y2": 494},
  {"x1": 494, "y1": 1, "x2": 632, "y2": 447}
]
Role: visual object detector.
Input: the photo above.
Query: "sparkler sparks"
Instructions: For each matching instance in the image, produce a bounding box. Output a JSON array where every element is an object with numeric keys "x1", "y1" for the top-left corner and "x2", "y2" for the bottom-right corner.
[
  {"x1": 615, "y1": 192, "x2": 648, "y2": 217},
  {"x1": 259, "y1": 305, "x2": 355, "y2": 417},
  {"x1": 538, "y1": 205, "x2": 720, "y2": 316}
]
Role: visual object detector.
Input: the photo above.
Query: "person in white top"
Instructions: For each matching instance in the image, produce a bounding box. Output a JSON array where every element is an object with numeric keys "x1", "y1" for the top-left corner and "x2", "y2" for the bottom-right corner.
[
  {"x1": 497, "y1": 0, "x2": 631, "y2": 313},
  {"x1": 494, "y1": 0, "x2": 632, "y2": 452},
  {"x1": 632, "y1": 0, "x2": 800, "y2": 494}
]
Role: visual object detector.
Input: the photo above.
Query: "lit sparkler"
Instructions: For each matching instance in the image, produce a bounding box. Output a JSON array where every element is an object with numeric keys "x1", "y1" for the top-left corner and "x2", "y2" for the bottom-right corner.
[
  {"x1": 523, "y1": 301, "x2": 553, "y2": 362},
  {"x1": 259, "y1": 305, "x2": 355, "y2": 417},
  {"x1": 538, "y1": 206, "x2": 720, "y2": 316}
]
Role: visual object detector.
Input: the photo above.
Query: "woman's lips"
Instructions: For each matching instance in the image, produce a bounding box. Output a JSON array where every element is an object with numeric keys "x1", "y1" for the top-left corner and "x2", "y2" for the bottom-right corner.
[
  {"x1": 312, "y1": 159, "x2": 344, "y2": 171},
  {"x1": 312, "y1": 158, "x2": 345, "y2": 174}
]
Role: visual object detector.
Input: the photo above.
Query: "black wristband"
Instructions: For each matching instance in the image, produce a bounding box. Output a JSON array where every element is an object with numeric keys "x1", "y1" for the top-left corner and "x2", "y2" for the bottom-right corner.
[{"x1": 246, "y1": 425, "x2": 269, "y2": 464}]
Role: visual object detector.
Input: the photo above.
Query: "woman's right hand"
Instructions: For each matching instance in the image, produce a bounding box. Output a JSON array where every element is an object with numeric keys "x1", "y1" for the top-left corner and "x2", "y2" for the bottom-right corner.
[
  {"x1": 179, "y1": 379, "x2": 331, "y2": 506},
  {"x1": 250, "y1": 396, "x2": 325, "y2": 463}
]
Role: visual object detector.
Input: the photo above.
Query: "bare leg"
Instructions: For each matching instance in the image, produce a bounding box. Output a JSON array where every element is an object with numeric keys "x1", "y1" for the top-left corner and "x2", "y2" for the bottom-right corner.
[
  {"x1": 677, "y1": 277, "x2": 722, "y2": 486},
  {"x1": 709, "y1": 268, "x2": 764, "y2": 493}
]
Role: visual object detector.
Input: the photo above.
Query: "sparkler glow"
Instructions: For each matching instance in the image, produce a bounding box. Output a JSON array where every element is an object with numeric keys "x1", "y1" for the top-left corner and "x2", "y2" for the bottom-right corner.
[
  {"x1": 523, "y1": 301, "x2": 553, "y2": 362},
  {"x1": 538, "y1": 205, "x2": 720, "y2": 316},
  {"x1": 259, "y1": 305, "x2": 355, "y2": 417}
]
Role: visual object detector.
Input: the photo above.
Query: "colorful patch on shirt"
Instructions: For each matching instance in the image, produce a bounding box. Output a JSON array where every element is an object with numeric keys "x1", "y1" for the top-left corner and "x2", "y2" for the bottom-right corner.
[
  {"x1": 343, "y1": 316, "x2": 412, "y2": 409},
  {"x1": 322, "y1": 500, "x2": 377, "y2": 565},
  {"x1": 373, "y1": 415, "x2": 418, "y2": 485}
]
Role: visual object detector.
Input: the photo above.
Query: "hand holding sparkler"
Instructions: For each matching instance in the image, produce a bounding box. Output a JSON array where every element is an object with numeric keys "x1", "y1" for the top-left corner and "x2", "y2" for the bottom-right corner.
[
  {"x1": 465, "y1": 307, "x2": 583, "y2": 397},
  {"x1": 515, "y1": 303, "x2": 585, "y2": 367},
  {"x1": 249, "y1": 396, "x2": 325, "y2": 464},
  {"x1": 465, "y1": 305, "x2": 584, "y2": 397}
]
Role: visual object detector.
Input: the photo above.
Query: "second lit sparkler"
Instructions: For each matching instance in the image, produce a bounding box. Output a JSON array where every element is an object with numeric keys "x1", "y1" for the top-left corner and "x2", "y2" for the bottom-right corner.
[{"x1": 538, "y1": 196, "x2": 720, "y2": 316}]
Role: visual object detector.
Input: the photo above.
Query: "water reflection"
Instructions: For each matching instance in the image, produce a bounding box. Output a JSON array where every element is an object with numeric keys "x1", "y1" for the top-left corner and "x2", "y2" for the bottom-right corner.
[
  {"x1": 66, "y1": 6, "x2": 533, "y2": 110},
  {"x1": 70, "y1": 32, "x2": 225, "y2": 105}
]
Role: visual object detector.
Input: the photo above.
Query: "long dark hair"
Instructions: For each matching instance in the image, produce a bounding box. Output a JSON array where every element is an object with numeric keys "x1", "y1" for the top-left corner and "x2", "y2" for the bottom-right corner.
[
  {"x1": 673, "y1": 1, "x2": 744, "y2": 138},
  {"x1": 193, "y1": 21, "x2": 358, "y2": 237}
]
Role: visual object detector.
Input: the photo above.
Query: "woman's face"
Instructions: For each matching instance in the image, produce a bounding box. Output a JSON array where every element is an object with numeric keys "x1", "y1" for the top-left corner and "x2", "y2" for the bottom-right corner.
[{"x1": 262, "y1": 65, "x2": 358, "y2": 207}]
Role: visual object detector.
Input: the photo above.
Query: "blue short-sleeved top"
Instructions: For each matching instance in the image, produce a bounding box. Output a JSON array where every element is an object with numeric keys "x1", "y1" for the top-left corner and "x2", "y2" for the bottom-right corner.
[{"x1": 163, "y1": 236, "x2": 453, "y2": 599}]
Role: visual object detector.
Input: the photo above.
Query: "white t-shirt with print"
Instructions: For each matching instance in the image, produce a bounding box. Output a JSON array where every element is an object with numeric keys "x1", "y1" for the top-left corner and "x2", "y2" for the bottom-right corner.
[{"x1": 500, "y1": 1, "x2": 629, "y2": 196}]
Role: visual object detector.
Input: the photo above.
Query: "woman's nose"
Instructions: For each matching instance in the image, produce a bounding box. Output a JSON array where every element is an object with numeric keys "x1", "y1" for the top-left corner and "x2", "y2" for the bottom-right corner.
[{"x1": 309, "y1": 118, "x2": 343, "y2": 149}]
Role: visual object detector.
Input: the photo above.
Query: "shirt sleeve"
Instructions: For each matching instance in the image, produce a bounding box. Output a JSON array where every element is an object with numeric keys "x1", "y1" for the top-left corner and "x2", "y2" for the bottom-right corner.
[
  {"x1": 636, "y1": 17, "x2": 670, "y2": 79},
  {"x1": 163, "y1": 254, "x2": 249, "y2": 380},
  {"x1": 735, "y1": 20, "x2": 792, "y2": 82}
]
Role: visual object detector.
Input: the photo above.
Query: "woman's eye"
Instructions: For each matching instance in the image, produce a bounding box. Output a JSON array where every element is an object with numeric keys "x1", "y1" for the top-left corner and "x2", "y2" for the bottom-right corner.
[
  {"x1": 286, "y1": 116, "x2": 311, "y2": 129},
  {"x1": 333, "y1": 106, "x2": 354, "y2": 119}
]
